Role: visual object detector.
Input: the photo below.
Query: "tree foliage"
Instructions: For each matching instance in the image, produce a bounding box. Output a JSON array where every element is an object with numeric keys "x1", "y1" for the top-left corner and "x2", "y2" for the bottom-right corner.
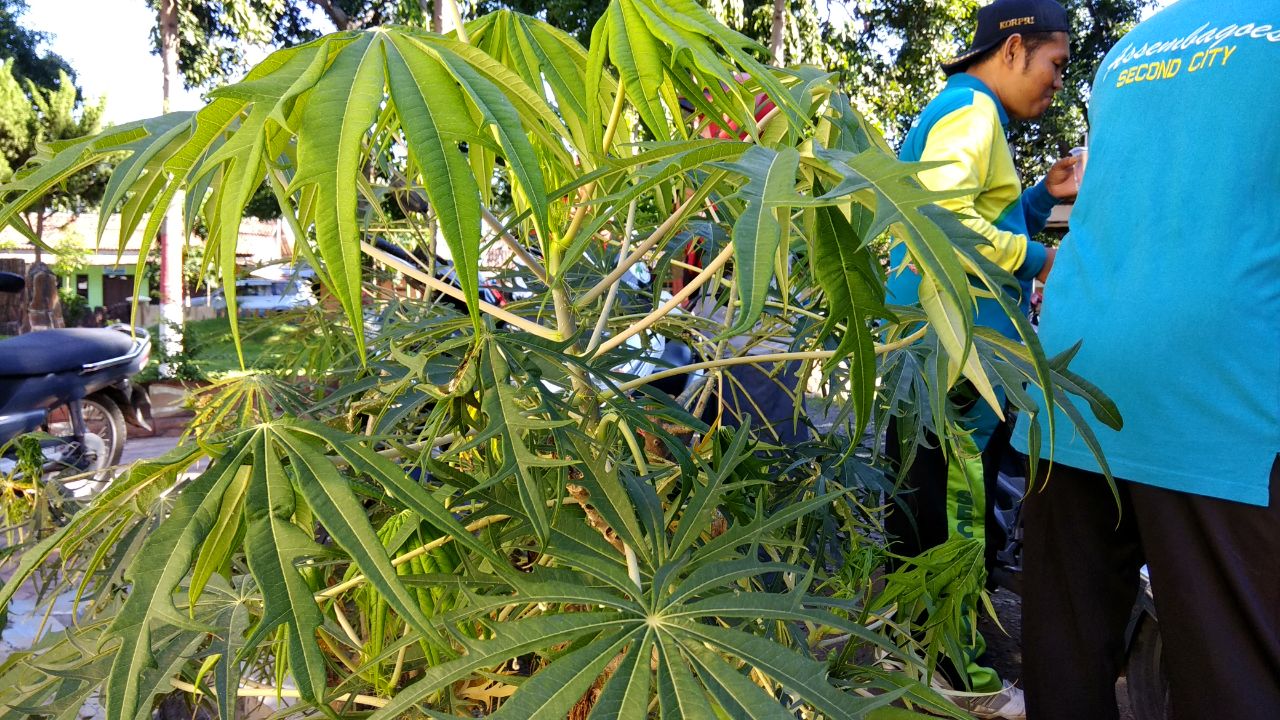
[
  {"x1": 837, "y1": 0, "x2": 1154, "y2": 178},
  {"x1": 0, "y1": 0, "x2": 75, "y2": 94},
  {"x1": 0, "y1": 0, "x2": 105, "y2": 233}
]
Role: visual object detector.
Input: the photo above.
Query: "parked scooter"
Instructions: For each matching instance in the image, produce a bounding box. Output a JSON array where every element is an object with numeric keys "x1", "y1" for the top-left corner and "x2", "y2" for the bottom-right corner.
[{"x1": 0, "y1": 272, "x2": 152, "y2": 495}]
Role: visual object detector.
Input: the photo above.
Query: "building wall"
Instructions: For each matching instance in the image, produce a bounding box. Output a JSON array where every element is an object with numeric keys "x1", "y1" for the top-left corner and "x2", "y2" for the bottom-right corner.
[{"x1": 64, "y1": 265, "x2": 150, "y2": 309}]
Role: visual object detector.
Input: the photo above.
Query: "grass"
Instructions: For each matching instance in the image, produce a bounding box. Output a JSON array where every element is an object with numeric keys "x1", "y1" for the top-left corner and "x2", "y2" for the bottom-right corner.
[{"x1": 138, "y1": 315, "x2": 299, "y2": 382}]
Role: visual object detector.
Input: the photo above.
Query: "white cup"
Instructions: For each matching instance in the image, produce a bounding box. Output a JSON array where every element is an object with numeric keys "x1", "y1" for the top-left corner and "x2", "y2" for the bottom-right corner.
[{"x1": 1070, "y1": 146, "x2": 1088, "y2": 191}]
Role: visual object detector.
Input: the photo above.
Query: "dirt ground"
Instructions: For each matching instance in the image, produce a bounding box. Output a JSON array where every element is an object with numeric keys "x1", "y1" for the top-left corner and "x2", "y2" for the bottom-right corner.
[{"x1": 979, "y1": 588, "x2": 1136, "y2": 720}]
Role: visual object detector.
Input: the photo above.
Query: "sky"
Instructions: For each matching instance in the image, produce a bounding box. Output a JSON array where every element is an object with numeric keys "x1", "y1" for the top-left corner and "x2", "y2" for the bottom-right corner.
[
  {"x1": 24, "y1": 0, "x2": 335, "y2": 126},
  {"x1": 27, "y1": 0, "x2": 1178, "y2": 127}
]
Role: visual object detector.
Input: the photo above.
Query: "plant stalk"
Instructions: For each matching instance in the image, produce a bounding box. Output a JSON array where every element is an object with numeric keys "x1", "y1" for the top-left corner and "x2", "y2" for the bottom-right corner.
[
  {"x1": 482, "y1": 205, "x2": 546, "y2": 283},
  {"x1": 584, "y1": 199, "x2": 637, "y2": 355},
  {"x1": 446, "y1": 0, "x2": 468, "y2": 42},
  {"x1": 693, "y1": 280, "x2": 737, "y2": 419},
  {"x1": 317, "y1": 514, "x2": 511, "y2": 600},
  {"x1": 361, "y1": 241, "x2": 561, "y2": 340},
  {"x1": 169, "y1": 679, "x2": 388, "y2": 708},
  {"x1": 608, "y1": 326, "x2": 930, "y2": 395},
  {"x1": 578, "y1": 172, "x2": 724, "y2": 305},
  {"x1": 554, "y1": 86, "x2": 627, "y2": 272},
  {"x1": 593, "y1": 242, "x2": 736, "y2": 357}
]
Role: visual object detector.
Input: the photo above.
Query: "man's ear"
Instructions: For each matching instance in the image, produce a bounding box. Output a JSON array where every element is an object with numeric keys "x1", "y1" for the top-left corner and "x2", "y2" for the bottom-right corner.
[{"x1": 1001, "y1": 34, "x2": 1025, "y2": 68}]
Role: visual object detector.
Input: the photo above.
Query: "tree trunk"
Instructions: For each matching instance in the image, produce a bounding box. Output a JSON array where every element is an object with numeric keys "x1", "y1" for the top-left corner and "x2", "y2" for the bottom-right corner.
[
  {"x1": 309, "y1": 0, "x2": 357, "y2": 30},
  {"x1": 417, "y1": 0, "x2": 443, "y2": 33},
  {"x1": 158, "y1": 0, "x2": 184, "y2": 375},
  {"x1": 769, "y1": 0, "x2": 786, "y2": 66}
]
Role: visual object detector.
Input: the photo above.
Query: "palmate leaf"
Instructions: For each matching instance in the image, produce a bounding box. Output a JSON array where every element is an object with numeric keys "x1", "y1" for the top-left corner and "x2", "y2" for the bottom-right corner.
[
  {"x1": 366, "y1": 613, "x2": 642, "y2": 720},
  {"x1": 241, "y1": 431, "x2": 335, "y2": 716},
  {"x1": 365, "y1": 556, "x2": 924, "y2": 719},
  {"x1": 488, "y1": 631, "x2": 636, "y2": 719},
  {"x1": 813, "y1": 146, "x2": 977, "y2": 382},
  {"x1": 291, "y1": 32, "x2": 385, "y2": 358},
  {"x1": 347, "y1": 419, "x2": 938, "y2": 720},
  {"x1": 468, "y1": 11, "x2": 605, "y2": 159},
  {"x1": 411, "y1": 35, "x2": 554, "y2": 246},
  {"x1": 94, "y1": 111, "x2": 193, "y2": 247},
  {"x1": 657, "y1": 631, "x2": 717, "y2": 720},
  {"x1": 587, "y1": 632, "x2": 652, "y2": 719},
  {"x1": 595, "y1": 0, "x2": 806, "y2": 143},
  {"x1": 710, "y1": 146, "x2": 833, "y2": 336},
  {"x1": 919, "y1": 204, "x2": 1124, "y2": 485},
  {"x1": 446, "y1": 340, "x2": 575, "y2": 543},
  {"x1": 203, "y1": 578, "x2": 255, "y2": 720},
  {"x1": 385, "y1": 32, "x2": 483, "y2": 329},
  {"x1": 99, "y1": 434, "x2": 254, "y2": 720},
  {"x1": 0, "y1": 26, "x2": 557, "y2": 361},
  {"x1": 813, "y1": 202, "x2": 892, "y2": 436}
]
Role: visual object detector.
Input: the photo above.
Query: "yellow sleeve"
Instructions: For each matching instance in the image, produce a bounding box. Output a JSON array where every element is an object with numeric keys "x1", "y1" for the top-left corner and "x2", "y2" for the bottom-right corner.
[{"x1": 916, "y1": 105, "x2": 1029, "y2": 274}]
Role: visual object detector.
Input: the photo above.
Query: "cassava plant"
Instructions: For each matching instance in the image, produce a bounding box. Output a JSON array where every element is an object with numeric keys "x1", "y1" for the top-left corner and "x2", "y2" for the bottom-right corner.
[{"x1": 0, "y1": 1, "x2": 1120, "y2": 718}]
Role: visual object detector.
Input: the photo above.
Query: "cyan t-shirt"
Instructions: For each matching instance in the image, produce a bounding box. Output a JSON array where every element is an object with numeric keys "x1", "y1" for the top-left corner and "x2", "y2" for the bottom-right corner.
[{"x1": 1012, "y1": 0, "x2": 1280, "y2": 506}]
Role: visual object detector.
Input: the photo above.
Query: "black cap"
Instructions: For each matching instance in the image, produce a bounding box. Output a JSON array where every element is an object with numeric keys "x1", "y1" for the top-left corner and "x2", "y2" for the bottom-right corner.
[{"x1": 942, "y1": 0, "x2": 1070, "y2": 76}]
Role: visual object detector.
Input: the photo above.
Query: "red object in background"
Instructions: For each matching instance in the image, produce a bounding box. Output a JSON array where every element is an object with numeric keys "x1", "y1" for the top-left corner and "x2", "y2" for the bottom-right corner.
[
  {"x1": 671, "y1": 78, "x2": 770, "y2": 301},
  {"x1": 703, "y1": 94, "x2": 776, "y2": 140}
]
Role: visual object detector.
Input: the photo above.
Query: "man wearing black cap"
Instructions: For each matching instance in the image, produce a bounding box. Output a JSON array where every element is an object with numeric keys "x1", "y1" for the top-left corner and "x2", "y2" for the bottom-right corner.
[{"x1": 884, "y1": 1, "x2": 1079, "y2": 718}]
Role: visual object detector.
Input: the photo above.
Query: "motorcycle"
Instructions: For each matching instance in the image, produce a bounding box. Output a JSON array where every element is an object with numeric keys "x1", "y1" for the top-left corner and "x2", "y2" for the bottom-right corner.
[{"x1": 0, "y1": 271, "x2": 153, "y2": 496}]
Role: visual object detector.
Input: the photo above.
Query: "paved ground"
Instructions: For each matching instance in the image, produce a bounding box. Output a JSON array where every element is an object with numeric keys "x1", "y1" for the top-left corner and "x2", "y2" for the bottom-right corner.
[{"x1": 118, "y1": 434, "x2": 183, "y2": 466}]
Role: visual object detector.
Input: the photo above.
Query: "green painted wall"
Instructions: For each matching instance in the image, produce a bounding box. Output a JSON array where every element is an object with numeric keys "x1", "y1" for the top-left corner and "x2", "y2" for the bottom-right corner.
[{"x1": 62, "y1": 265, "x2": 148, "y2": 308}]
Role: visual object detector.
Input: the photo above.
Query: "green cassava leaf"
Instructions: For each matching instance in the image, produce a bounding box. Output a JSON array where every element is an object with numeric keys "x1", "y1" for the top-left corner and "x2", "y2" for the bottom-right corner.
[
  {"x1": 291, "y1": 32, "x2": 385, "y2": 359},
  {"x1": 385, "y1": 33, "x2": 484, "y2": 331},
  {"x1": 240, "y1": 431, "x2": 335, "y2": 717},
  {"x1": 100, "y1": 434, "x2": 253, "y2": 720},
  {"x1": 813, "y1": 201, "x2": 891, "y2": 435}
]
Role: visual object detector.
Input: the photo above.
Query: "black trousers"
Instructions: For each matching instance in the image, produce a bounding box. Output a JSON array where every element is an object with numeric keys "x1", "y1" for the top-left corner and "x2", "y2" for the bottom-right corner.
[
  {"x1": 883, "y1": 416, "x2": 1010, "y2": 579},
  {"x1": 1022, "y1": 460, "x2": 1280, "y2": 720}
]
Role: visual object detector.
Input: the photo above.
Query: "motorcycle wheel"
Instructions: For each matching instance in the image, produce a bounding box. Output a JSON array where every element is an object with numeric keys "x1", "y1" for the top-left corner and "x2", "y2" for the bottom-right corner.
[
  {"x1": 1127, "y1": 616, "x2": 1172, "y2": 720},
  {"x1": 47, "y1": 394, "x2": 127, "y2": 467}
]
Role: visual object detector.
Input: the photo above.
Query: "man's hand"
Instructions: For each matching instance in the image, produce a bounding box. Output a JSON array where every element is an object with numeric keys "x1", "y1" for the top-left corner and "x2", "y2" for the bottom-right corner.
[
  {"x1": 1037, "y1": 246, "x2": 1057, "y2": 284},
  {"x1": 1044, "y1": 156, "x2": 1081, "y2": 200}
]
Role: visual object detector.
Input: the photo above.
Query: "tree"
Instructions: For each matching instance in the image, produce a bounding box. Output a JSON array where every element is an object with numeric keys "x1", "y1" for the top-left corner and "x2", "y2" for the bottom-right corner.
[
  {"x1": 0, "y1": 0, "x2": 74, "y2": 94},
  {"x1": 0, "y1": 60, "x2": 104, "y2": 251},
  {"x1": 157, "y1": 0, "x2": 184, "y2": 374}
]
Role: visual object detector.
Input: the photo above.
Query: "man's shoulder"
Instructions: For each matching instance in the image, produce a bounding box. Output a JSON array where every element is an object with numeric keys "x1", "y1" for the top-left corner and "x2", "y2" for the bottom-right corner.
[
  {"x1": 916, "y1": 85, "x2": 1000, "y2": 135},
  {"x1": 901, "y1": 82, "x2": 1002, "y2": 161}
]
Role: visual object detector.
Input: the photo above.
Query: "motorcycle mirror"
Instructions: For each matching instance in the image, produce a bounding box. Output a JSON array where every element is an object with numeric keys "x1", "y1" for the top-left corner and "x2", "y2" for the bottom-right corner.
[{"x1": 0, "y1": 272, "x2": 24, "y2": 293}]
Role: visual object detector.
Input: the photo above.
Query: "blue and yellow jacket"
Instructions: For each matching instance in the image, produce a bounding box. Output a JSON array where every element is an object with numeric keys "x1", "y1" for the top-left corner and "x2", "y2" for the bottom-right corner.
[{"x1": 887, "y1": 73, "x2": 1059, "y2": 341}]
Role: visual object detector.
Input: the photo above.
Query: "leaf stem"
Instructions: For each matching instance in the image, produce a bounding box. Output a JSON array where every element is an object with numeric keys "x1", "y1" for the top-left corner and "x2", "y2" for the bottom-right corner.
[
  {"x1": 554, "y1": 86, "x2": 627, "y2": 269},
  {"x1": 593, "y1": 242, "x2": 736, "y2": 357},
  {"x1": 169, "y1": 679, "x2": 389, "y2": 708},
  {"x1": 584, "y1": 199, "x2": 636, "y2": 355},
  {"x1": 361, "y1": 241, "x2": 561, "y2": 341},
  {"x1": 607, "y1": 326, "x2": 930, "y2": 395},
  {"x1": 693, "y1": 280, "x2": 736, "y2": 419},
  {"x1": 446, "y1": 0, "x2": 468, "y2": 43},
  {"x1": 577, "y1": 170, "x2": 725, "y2": 305},
  {"x1": 316, "y1": 514, "x2": 510, "y2": 600},
  {"x1": 482, "y1": 205, "x2": 546, "y2": 283}
]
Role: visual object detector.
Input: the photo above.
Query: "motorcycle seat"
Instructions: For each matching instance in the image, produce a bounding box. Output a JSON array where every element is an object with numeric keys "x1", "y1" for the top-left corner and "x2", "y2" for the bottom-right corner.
[{"x1": 0, "y1": 329, "x2": 137, "y2": 377}]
